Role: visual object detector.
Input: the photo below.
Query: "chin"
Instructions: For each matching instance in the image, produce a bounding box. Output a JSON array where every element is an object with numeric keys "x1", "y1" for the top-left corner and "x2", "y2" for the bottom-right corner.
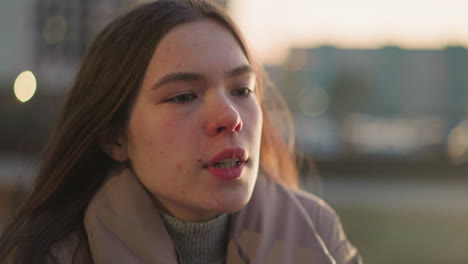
[
  {"x1": 198, "y1": 168, "x2": 258, "y2": 218},
  {"x1": 204, "y1": 185, "x2": 254, "y2": 216}
]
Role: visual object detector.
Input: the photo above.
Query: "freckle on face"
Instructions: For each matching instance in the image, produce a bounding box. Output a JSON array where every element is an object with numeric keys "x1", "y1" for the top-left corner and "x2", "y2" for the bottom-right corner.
[
  {"x1": 176, "y1": 164, "x2": 184, "y2": 172},
  {"x1": 180, "y1": 183, "x2": 188, "y2": 196}
]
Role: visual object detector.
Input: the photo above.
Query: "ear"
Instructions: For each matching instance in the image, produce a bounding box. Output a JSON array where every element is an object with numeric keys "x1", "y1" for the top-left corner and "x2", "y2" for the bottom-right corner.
[{"x1": 98, "y1": 127, "x2": 129, "y2": 162}]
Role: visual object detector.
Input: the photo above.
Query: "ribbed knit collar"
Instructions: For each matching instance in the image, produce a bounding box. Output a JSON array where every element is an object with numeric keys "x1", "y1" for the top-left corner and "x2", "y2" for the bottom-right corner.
[{"x1": 160, "y1": 212, "x2": 230, "y2": 264}]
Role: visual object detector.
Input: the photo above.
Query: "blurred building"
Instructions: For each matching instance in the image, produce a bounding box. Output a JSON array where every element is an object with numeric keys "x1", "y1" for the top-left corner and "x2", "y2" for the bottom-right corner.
[
  {"x1": 278, "y1": 46, "x2": 468, "y2": 118},
  {"x1": 0, "y1": 0, "x2": 33, "y2": 82},
  {"x1": 1, "y1": 0, "x2": 230, "y2": 92},
  {"x1": 32, "y1": 0, "x2": 230, "y2": 91},
  {"x1": 268, "y1": 46, "x2": 468, "y2": 160},
  {"x1": 33, "y1": 0, "x2": 132, "y2": 91}
]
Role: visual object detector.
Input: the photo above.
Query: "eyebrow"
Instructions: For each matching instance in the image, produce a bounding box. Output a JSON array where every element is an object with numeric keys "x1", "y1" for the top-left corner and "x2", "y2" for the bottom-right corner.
[
  {"x1": 228, "y1": 65, "x2": 253, "y2": 77},
  {"x1": 151, "y1": 65, "x2": 254, "y2": 90}
]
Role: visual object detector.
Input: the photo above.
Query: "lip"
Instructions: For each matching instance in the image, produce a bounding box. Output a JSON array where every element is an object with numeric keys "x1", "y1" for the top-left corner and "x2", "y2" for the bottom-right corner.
[{"x1": 204, "y1": 148, "x2": 247, "y2": 180}]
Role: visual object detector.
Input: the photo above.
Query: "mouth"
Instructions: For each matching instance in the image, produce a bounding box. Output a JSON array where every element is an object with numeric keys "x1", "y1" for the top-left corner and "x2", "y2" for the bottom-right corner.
[
  {"x1": 203, "y1": 148, "x2": 248, "y2": 168},
  {"x1": 203, "y1": 148, "x2": 248, "y2": 180},
  {"x1": 211, "y1": 158, "x2": 243, "y2": 169}
]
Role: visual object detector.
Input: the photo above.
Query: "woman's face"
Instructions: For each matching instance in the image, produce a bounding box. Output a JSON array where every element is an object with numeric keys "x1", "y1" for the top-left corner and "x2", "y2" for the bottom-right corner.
[{"x1": 119, "y1": 19, "x2": 263, "y2": 221}]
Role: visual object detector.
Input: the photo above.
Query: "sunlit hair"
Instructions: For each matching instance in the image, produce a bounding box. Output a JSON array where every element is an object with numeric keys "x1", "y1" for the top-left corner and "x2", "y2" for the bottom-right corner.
[{"x1": 0, "y1": 0, "x2": 298, "y2": 262}]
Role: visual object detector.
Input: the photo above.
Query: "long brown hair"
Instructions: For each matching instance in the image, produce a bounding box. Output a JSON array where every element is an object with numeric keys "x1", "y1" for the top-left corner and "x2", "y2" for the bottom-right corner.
[{"x1": 0, "y1": 0, "x2": 298, "y2": 262}]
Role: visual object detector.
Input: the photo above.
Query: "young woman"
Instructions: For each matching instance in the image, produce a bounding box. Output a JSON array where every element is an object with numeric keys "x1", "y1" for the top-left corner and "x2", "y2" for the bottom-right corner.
[{"x1": 0, "y1": 0, "x2": 362, "y2": 263}]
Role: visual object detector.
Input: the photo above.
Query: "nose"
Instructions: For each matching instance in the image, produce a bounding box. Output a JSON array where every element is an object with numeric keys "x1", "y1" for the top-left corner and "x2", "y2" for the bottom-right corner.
[{"x1": 204, "y1": 94, "x2": 243, "y2": 136}]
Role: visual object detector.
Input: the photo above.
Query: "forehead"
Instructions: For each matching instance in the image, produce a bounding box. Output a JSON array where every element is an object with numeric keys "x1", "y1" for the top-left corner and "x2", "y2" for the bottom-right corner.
[{"x1": 146, "y1": 19, "x2": 249, "y2": 80}]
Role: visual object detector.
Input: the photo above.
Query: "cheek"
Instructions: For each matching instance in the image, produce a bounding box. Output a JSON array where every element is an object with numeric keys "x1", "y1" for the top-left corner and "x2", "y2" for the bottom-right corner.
[
  {"x1": 246, "y1": 101, "x2": 263, "y2": 137},
  {"x1": 160, "y1": 120, "x2": 178, "y2": 144},
  {"x1": 255, "y1": 105, "x2": 263, "y2": 131},
  {"x1": 158, "y1": 113, "x2": 198, "y2": 146},
  {"x1": 127, "y1": 110, "x2": 167, "y2": 159},
  {"x1": 134, "y1": 116, "x2": 179, "y2": 147}
]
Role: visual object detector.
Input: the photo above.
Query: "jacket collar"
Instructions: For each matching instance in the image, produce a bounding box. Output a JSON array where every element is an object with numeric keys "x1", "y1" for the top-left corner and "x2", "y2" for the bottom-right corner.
[{"x1": 84, "y1": 166, "x2": 334, "y2": 263}]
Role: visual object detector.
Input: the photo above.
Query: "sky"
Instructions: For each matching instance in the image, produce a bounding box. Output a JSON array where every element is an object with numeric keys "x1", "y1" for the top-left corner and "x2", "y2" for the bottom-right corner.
[
  {"x1": 230, "y1": 0, "x2": 468, "y2": 64},
  {"x1": 1, "y1": 0, "x2": 468, "y2": 75}
]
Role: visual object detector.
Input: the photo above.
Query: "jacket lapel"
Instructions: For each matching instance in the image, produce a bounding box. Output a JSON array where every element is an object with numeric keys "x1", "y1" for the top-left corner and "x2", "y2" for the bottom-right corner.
[{"x1": 84, "y1": 166, "x2": 179, "y2": 263}]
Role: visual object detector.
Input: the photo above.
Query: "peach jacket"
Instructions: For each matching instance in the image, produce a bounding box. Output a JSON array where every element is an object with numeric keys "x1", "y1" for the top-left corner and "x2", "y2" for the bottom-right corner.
[{"x1": 54, "y1": 167, "x2": 362, "y2": 263}]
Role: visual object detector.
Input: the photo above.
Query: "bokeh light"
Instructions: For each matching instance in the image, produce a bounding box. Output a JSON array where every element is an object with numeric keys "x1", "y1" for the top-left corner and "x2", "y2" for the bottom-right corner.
[
  {"x1": 298, "y1": 86, "x2": 329, "y2": 117},
  {"x1": 447, "y1": 119, "x2": 468, "y2": 164},
  {"x1": 14, "y1": 71, "x2": 37, "y2": 103}
]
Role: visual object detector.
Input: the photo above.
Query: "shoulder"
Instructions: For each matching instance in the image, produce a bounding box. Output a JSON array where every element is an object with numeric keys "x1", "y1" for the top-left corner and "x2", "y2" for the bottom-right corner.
[
  {"x1": 289, "y1": 187, "x2": 341, "y2": 233},
  {"x1": 257, "y1": 175, "x2": 339, "y2": 227},
  {"x1": 255, "y1": 176, "x2": 362, "y2": 263}
]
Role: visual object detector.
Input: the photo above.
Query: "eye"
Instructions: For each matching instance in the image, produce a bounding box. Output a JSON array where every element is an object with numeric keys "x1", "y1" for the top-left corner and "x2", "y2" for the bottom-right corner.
[
  {"x1": 166, "y1": 93, "x2": 197, "y2": 104},
  {"x1": 232, "y1": 87, "x2": 253, "y2": 97}
]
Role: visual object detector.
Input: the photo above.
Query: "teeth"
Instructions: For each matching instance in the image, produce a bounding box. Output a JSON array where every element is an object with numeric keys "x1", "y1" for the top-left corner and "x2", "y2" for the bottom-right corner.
[
  {"x1": 213, "y1": 158, "x2": 242, "y2": 168},
  {"x1": 218, "y1": 158, "x2": 239, "y2": 163}
]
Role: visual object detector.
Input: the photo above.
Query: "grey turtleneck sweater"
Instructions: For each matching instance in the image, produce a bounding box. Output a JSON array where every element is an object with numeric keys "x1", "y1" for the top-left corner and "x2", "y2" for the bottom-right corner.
[{"x1": 160, "y1": 213, "x2": 230, "y2": 264}]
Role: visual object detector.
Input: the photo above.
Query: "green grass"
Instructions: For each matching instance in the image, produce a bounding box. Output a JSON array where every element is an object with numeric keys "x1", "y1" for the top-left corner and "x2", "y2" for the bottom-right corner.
[{"x1": 334, "y1": 206, "x2": 468, "y2": 264}]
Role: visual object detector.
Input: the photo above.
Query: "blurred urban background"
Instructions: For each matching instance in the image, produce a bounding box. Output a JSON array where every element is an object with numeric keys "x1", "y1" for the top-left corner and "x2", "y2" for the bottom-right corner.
[{"x1": 1, "y1": 0, "x2": 468, "y2": 263}]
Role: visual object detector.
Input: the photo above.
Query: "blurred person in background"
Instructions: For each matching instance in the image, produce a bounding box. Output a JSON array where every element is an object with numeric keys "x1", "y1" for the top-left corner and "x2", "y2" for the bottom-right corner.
[{"x1": 0, "y1": 0, "x2": 361, "y2": 263}]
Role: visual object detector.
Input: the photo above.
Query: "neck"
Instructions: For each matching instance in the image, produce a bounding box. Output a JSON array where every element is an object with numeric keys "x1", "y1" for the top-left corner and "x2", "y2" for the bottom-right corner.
[{"x1": 160, "y1": 212, "x2": 230, "y2": 264}]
